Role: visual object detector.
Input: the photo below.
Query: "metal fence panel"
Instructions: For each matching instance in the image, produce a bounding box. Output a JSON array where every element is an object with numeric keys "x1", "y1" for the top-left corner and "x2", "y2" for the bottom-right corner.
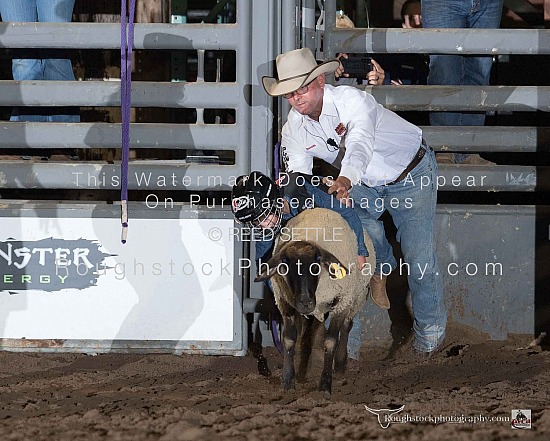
[
  {"x1": 358, "y1": 205, "x2": 536, "y2": 343},
  {"x1": 0, "y1": 202, "x2": 243, "y2": 355},
  {"x1": 0, "y1": 22, "x2": 240, "y2": 50}
]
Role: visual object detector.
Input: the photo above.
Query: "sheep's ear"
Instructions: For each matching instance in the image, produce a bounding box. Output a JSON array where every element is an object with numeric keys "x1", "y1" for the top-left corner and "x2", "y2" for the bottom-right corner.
[
  {"x1": 319, "y1": 249, "x2": 349, "y2": 279},
  {"x1": 254, "y1": 253, "x2": 284, "y2": 282}
]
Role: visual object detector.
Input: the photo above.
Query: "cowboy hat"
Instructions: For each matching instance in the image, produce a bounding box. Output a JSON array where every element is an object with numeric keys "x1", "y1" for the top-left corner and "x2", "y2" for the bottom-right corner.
[{"x1": 262, "y1": 48, "x2": 339, "y2": 97}]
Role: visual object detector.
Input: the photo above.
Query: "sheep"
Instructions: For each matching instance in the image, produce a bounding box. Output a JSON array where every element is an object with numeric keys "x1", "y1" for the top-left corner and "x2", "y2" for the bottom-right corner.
[{"x1": 255, "y1": 208, "x2": 376, "y2": 394}]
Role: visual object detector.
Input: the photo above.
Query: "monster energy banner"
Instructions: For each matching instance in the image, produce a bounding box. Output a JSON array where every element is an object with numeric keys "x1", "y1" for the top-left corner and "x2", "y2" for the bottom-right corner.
[
  {"x1": 1, "y1": 238, "x2": 111, "y2": 292},
  {"x1": 0, "y1": 215, "x2": 236, "y2": 344}
]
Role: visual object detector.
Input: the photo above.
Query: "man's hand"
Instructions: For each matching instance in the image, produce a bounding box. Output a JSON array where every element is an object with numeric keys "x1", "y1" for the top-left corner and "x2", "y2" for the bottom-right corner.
[
  {"x1": 324, "y1": 176, "x2": 352, "y2": 202},
  {"x1": 335, "y1": 53, "x2": 349, "y2": 79},
  {"x1": 367, "y1": 59, "x2": 385, "y2": 85},
  {"x1": 403, "y1": 14, "x2": 422, "y2": 29}
]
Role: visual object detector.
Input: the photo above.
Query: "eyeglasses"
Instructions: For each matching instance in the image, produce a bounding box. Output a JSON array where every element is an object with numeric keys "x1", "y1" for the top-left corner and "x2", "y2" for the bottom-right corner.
[{"x1": 283, "y1": 84, "x2": 310, "y2": 100}]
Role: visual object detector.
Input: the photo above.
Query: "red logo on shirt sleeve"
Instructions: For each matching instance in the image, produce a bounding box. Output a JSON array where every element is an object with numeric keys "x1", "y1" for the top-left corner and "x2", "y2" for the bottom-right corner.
[{"x1": 335, "y1": 123, "x2": 347, "y2": 136}]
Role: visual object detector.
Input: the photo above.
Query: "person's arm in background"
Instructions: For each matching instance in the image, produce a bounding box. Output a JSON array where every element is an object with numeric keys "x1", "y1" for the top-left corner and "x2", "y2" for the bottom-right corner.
[{"x1": 335, "y1": 53, "x2": 386, "y2": 86}]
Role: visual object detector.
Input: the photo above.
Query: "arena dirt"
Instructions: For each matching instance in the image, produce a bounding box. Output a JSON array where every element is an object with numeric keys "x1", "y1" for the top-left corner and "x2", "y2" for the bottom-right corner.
[{"x1": 0, "y1": 323, "x2": 548, "y2": 440}]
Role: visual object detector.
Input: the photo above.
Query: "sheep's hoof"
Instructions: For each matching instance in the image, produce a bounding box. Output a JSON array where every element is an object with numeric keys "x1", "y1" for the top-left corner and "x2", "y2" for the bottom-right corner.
[
  {"x1": 257, "y1": 355, "x2": 271, "y2": 377},
  {"x1": 281, "y1": 377, "x2": 296, "y2": 391},
  {"x1": 334, "y1": 360, "x2": 347, "y2": 373},
  {"x1": 318, "y1": 380, "x2": 332, "y2": 395}
]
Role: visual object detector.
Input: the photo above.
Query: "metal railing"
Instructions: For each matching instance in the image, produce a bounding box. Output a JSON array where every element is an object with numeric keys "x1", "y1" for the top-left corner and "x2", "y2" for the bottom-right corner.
[{"x1": 0, "y1": 1, "x2": 271, "y2": 191}]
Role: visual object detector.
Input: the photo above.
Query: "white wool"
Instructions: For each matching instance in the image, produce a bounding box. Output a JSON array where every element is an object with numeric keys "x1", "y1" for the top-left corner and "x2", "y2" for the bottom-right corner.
[{"x1": 271, "y1": 208, "x2": 375, "y2": 322}]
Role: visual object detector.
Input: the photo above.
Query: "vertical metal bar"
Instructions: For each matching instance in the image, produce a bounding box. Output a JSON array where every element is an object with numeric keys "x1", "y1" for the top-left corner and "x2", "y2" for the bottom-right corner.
[
  {"x1": 247, "y1": 0, "x2": 280, "y2": 336},
  {"x1": 236, "y1": 0, "x2": 252, "y2": 175},
  {"x1": 215, "y1": 58, "x2": 222, "y2": 124},
  {"x1": 282, "y1": 0, "x2": 298, "y2": 54},
  {"x1": 196, "y1": 49, "x2": 205, "y2": 124},
  {"x1": 324, "y1": 0, "x2": 337, "y2": 59},
  {"x1": 302, "y1": 0, "x2": 316, "y2": 51},
  {"x1": 280, "y1": 0, "x2": 298, "y2": 125},
  {"x1": 170, "y1": 0, "x2": 187, "y2": 129},
  {"x1": 196, "y1": 49, "x2": 205, "y2": 82},
  {"x1": 250, "y1": 0, "x2": 276, "y2": 173},
  {"x1": 239, "y1": 0, "x2": 253, "y2": 357}
]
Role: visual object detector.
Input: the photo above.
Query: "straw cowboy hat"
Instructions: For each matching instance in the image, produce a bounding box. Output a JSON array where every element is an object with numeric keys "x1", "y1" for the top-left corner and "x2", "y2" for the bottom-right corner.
[{"x1": 262, "y1": 48, "x2": 339, "y2": 97}]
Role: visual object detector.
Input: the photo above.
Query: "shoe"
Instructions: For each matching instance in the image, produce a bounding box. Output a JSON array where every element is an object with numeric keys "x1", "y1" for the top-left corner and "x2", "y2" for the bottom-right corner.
[
  {"x1": 370, "y1": 275, "x2": 390, "y2": 309},
  {"x1": 436, "y1": 153, "x2": 455, "y2": 164},
  {"x1": 409, "y1": 348, "x2": 435, "y2": 362},
  {"x1": 411, "y1": 338, "x2": 445, "y2": 361},
  {"x1": 457, "y1": 154, "x2": 495, "y2": 166}
]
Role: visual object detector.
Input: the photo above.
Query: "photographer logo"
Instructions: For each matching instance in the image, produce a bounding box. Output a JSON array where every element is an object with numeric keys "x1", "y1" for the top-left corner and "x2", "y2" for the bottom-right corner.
[{"x1": 511, "y1": 409, "x2": 531, "y2": 429}]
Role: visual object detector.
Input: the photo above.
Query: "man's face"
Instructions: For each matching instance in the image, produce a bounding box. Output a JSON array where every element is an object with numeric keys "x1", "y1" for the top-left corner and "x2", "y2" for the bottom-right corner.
[{"x1": 286, "y1": 75, "x2": 325, "y2": 119}]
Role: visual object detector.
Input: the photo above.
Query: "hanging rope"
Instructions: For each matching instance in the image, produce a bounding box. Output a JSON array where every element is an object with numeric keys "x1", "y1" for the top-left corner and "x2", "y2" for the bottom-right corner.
[
  {"x1": 271, "y1": 142, "x2": 283, "y2": 353},
  {"x1": 120, "y1": 0, "x2": 136, "y2": 244}
]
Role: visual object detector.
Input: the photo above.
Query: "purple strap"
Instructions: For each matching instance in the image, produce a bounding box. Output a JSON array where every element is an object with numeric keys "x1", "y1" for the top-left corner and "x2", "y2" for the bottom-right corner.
[
  {"x1": 274, "y1": 142, "x2": 280, "y2": 180},
  {"x1": 271, "y1": 317, "x2": 283, "y2": 353},
  {"x1": 271, "y1": 142, "x2": 283, "y2": 352},
  {"x1": 120, "y1": 0, "x2": 136, "y2": 243}
]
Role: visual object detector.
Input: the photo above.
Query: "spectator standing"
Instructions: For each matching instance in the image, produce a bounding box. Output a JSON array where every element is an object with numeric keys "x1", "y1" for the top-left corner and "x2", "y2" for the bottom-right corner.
[
  {"x1": 421, "y1": 0, "x2": 504, "y2": 164},
  {"x1": 0, "y1": 0, "x2": 80, "y2": 122}
]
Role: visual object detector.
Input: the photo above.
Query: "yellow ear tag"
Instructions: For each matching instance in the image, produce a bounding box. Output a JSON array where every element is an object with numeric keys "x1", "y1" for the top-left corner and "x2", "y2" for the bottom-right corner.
[{"x1": 329, "y1": 263, "x2": 347, "y2": 280}]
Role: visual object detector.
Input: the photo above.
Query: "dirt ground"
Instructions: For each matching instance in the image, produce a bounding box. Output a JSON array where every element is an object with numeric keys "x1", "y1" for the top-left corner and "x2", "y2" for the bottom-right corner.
[{"x1": 0, "y1": 323, "x2": 548, "y2": 441}]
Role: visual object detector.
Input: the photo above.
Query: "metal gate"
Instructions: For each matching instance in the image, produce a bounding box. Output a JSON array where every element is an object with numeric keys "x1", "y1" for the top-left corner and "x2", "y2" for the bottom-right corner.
[
  {"x1": 0, "y1": 0, "x2": 548, "y2": 352},
  {"x1": 0, "y1": 0, "x2": 280, "y2": 354}
]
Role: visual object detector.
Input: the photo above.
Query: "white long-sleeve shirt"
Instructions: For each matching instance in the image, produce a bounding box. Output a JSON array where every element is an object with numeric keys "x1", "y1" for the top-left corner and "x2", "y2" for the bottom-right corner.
[{"x1": 281, "y1": 84, "x2": 422, "y2": 187}]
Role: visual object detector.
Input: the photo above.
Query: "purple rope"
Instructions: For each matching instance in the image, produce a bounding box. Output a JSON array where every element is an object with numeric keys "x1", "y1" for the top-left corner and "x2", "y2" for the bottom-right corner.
[
  {"x1": 271, "y1": 142, "x2": 283, "y2": 352},
  {"x1": 271, "y1": 316, "x2": 283, "y2": 353},
  {"x1": 120, "y1": 0, "x2": 135, "y2": 243},
  {"x1": 274, "y1": 142, "x2": 280, "y2": 180}
]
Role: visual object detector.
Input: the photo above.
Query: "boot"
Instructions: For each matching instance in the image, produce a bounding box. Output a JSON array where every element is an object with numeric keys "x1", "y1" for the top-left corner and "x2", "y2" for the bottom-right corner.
[{"x1": 370, "y1": 274, "x2": 390, "y2": 309}]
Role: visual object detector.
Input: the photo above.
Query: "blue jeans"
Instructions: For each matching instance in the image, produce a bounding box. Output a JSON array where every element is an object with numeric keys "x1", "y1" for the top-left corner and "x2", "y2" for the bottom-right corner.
[
  {"x1": 350, "y1": 146, "x2": 447, "y2": 352},
  {"x1": 0, "y1": 0, "x2": 79, "y2": 122},
  {"x1": 422, "y1": 0, "x2": 504, "y2": 162}
]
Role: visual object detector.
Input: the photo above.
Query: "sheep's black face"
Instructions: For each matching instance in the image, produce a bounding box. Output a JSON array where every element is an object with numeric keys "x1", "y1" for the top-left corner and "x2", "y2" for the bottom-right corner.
[
  {"x1": 254, "y1": 240, "x2": 347, "y2": 316},
  {"x1": 283, "y1": 246, "x2": 321, "y2": 315}
]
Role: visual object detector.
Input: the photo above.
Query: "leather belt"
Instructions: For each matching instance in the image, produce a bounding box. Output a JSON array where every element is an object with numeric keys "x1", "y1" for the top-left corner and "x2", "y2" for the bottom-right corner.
[{"x1": 388, "y1": 139, "x2": 429, "y2": 185}]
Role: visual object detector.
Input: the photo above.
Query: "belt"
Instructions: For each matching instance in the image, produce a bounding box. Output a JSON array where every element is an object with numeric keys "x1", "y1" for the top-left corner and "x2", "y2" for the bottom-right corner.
[{"x1": 388, "y1": 139, "x2": 429, "y2": 185}]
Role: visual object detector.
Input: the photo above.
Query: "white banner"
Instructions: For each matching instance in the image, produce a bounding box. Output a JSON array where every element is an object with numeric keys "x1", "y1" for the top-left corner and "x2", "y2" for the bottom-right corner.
[{"x1": 0, "y1": 216, "x2": 235, "y2": 342}]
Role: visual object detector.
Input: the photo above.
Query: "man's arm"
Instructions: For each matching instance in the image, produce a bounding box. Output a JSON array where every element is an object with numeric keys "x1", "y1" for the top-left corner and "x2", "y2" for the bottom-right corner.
[{"x1": 328, "y1": 89, "x2": 379, "y2": 200}]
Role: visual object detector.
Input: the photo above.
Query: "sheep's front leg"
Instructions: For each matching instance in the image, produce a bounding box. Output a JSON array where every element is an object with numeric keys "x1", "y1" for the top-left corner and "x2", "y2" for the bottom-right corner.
[
  {"x1": 296, "y1": 315, "x2": 315, "y2": 383},
  {"x1": 281, "y1": 314, "x2": 298, "y2": 390},
  {"x1": 319, "y1": 314, "x2": 344, "y2": 394},
  {"x1": 334, "y1": 318, "x2": 353, "y2": 373}
]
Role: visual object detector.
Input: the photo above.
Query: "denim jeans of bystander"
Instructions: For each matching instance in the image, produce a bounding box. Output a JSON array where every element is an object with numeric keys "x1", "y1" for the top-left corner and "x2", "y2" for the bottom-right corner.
[
  {"x1": 0, "y1": 0, "x2": 80, "y2": 122},
  {"x1": 422, "y1": 0, "x2": 504, "y2": 162}
]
